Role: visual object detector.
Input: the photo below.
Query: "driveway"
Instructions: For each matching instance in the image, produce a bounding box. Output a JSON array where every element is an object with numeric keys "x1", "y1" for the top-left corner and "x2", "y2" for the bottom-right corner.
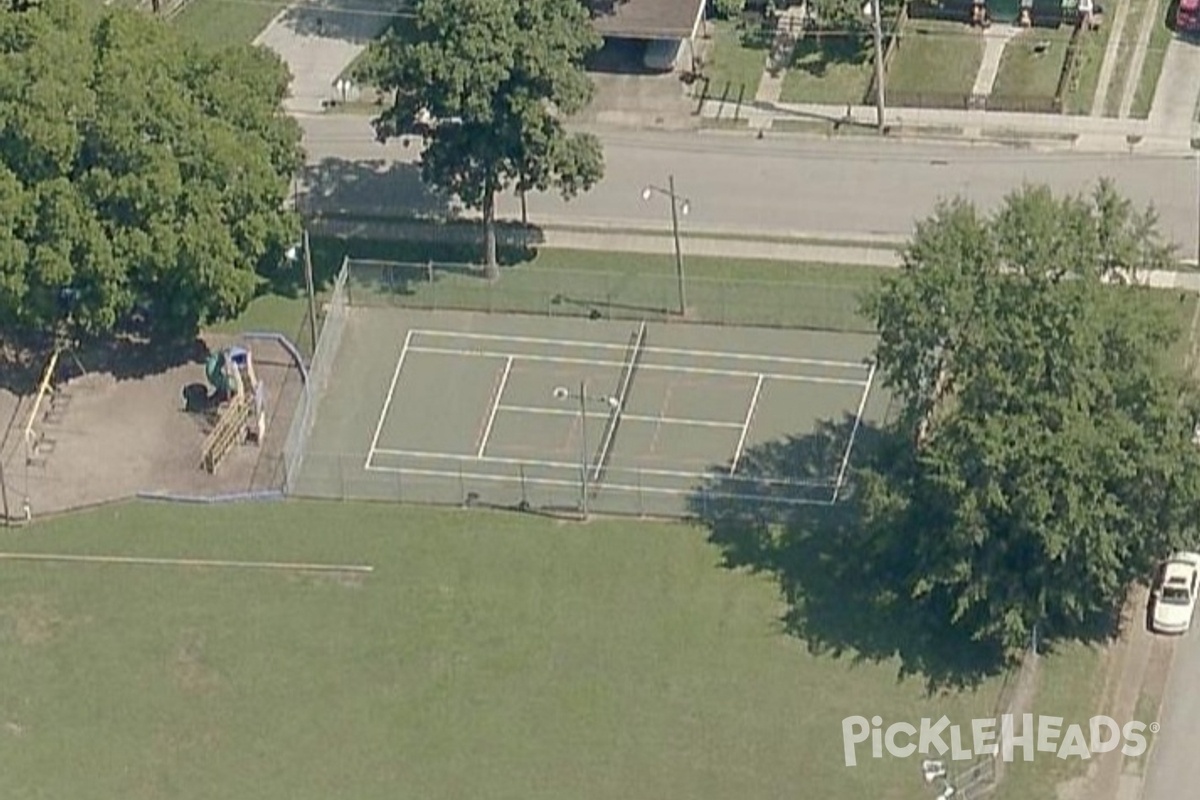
[
  {"x1": 581, "y1": 38, "x2": 697, "y2": 130},
  {"x1": 1147, "y1": 36, "x2": 1200, "y2": 138},
  {"x1": 254, "y1": 0, "x2": 391, "y2": 114}
]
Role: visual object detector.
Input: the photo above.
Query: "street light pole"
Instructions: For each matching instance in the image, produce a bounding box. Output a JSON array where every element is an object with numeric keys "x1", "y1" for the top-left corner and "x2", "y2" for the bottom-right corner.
[
  {"x1": 578, "y1": 379, "x2": 589, "y2": 519},
  {"x1": 303, "y1": 228, "x2": 318, "y2": 355},
  {"x1": 642, "y1": 177, "x2": 690, "y2": 317},
  {"x1": 870, "y1": 0, "x2": 887, "y2": 134},
  {"x1": 668, "y1": 174, "x2": 686, "y2": 317}
]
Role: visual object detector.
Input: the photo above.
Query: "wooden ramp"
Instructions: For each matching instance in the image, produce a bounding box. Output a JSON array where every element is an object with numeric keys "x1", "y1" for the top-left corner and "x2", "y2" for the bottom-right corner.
[{"x1": 200, "y1": 392, "x2": 252, "y2": 474}]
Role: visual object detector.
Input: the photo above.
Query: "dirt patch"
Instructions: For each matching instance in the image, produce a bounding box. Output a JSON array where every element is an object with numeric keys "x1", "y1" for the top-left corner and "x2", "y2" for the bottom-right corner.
[
  {"x1": 171, "y1": 630, "x2": 222, "y2": 695},
  {"x1": 0, "y1": 594, "x2": 68, "y2": 646},
  {"x1": 1, "y1": 333, "x2": 303, "y2": 519}
]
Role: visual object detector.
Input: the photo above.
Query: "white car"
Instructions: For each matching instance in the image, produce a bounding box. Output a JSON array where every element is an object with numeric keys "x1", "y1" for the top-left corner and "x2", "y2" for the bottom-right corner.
[{"x1": 1151, "y1": 552, "x2": 1200, "y2": 634}]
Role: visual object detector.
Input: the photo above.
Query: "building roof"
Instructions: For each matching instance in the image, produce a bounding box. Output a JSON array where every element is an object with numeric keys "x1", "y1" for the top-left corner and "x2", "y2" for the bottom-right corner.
[{"x1": 586, "y1": 0, "x2": 706, "y2": 39}]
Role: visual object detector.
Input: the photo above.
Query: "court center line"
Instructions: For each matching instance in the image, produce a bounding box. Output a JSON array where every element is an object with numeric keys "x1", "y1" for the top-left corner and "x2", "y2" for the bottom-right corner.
[
  {"x1": 405, "y1": 345, "x2": 868, "y2": 387},
  {"x1": 477, "y1": 356, "x2": 513, "y2": 458},
  {"x1": 368, "y1": 447, "x2": 831, "y2": 485},
  {"x1": 832, "y1": 359, "x2": 878, "y2": 503},
  {"x1": 495, "y1": 403, "x2": 744, "y2": 429},
  {"x1": 363, "y1": 463, "x2": 836, "y2": 505},
  {"x1": 364, "y1": 330, "x2": 414, "y2": 470},
  {"x1": 411, "y1": 328, "x2": 869, "y2": 371},
  {"x1": 731, "y1": 374, "x2": 765, "y2": 474}
]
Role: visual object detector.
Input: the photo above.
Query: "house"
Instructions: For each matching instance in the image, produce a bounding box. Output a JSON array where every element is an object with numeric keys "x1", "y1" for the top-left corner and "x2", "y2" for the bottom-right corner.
[{"x1": 585, "y1": 0, "x2": 708, "y2": 72}]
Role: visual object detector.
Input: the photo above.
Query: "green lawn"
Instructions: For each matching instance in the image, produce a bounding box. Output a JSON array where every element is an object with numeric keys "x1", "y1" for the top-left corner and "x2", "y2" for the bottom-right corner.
[
  {"x1": 0, "y1": 500, "x2": 1006, "y2": 799},
  {"x1": 994, "y1": 643, "x2": 1105, "y2": 800},
  {"x1": 886, "y1": 20, "x2": 984, "y2": 99},
  {"x1": 780, "y1": 35, "x2": 874, "y2": 104},
  {"x1": 171, "y1": 0, "x2": 288, "y2": 49},
  {"x1": 697, "y1": 19, "x2": 768, "y2": 103},
  {"x1": 990, "y1": 27, "x2": 1072, "y2": 106},
  {"x1": 1130, "y1": 0, "x2": 1174, "y2": 118},
  {"x1": 314, "y1": 236, "x2": 885, "y2": 332},
  {"x1": 1063, "y1": 19, "x2": 1113, "y2": 114}
]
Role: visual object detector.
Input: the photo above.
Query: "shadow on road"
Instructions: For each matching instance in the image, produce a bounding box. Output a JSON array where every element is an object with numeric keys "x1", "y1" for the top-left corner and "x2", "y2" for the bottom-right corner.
[{"x1": 300, "y1": 157, "x2": 455, "y2": 222}]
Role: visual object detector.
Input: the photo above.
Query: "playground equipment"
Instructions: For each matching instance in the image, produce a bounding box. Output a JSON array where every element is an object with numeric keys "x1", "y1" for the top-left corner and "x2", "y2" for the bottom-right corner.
[{"x1": 200, "y1": 345, "x2": 266, "y2": 474}]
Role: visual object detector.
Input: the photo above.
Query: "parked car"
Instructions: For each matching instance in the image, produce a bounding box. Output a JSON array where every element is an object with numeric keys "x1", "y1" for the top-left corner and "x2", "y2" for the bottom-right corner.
[{"x1": 1151, "y1": 552, "x2": 1200, "y2": 634}]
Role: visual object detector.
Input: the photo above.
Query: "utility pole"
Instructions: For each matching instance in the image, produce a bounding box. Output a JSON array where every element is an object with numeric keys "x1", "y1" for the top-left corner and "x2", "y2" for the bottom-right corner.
[
  {"x1": 302, "y1": 229, "x2": 318, "y2": 355},
  {"x1": 870, "y1": 0, "x2": 887, "y2": 133}
]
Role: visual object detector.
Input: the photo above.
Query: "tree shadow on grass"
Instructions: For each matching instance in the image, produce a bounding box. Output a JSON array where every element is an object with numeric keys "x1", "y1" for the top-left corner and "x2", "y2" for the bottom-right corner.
[
  {"x1": 789, "y1": 34, "x2": 872, "y2": 78},
  {"x1": 691, "y1": 415, "x2": 1008, "y2": 693}
]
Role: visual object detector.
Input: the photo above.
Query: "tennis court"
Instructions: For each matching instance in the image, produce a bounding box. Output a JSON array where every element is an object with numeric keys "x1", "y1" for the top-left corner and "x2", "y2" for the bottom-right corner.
[{"x1": 293, "y1": 305, "x2": 886, "y2": 518}]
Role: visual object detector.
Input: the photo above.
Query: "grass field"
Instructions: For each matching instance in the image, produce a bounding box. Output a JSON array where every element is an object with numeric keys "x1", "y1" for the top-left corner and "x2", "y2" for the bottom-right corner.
[
  {"x1": 886, "y1": 21, "x2": 984, "y2": 99},
  {"x1": 697, "y1": 20, "x2": 767, "y2": 103},
  {"x1": 990, "y1": 27, "x2": 1072, "y2": 105},
  {"x1": 1063, "y1": 20, "x2": 1112, "y2": 114},
  {"x1": 1130, "y1": 0, "x2": 1174, "y2": 118},
  {"x1": 171, "y1": 0, "x2": 288, "y2": 49},
  {"x1": 780, "y1": 35, "x2": 874, "y2": 105},
  {"x1": 0, "y1": 500, "x2": 1004, "y2": 799}
]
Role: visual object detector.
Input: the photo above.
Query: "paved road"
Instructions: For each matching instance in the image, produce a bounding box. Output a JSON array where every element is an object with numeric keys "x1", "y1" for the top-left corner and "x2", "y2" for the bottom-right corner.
[
  {"x1": 1140, "y1": 633, "x2": 1196, "y2": 800},
  {"x1": 299, "y1": 115, "x2": 1200, "y2": 257}
]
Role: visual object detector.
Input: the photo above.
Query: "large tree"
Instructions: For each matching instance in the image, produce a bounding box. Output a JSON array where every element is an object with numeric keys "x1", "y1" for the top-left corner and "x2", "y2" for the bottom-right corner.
[
  {"x1": 365, "y1": 0, "x2": 605, "y2": 277},
  {"x1": 0, "y1": 0, "x2": 302, "y2": 341},
  {"x1": 857, "y1": 181, "x2": 1200, "y2": 658}
]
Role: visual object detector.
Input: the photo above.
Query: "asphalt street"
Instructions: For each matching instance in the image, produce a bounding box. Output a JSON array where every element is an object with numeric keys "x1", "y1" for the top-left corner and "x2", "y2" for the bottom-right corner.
[
  {"x1": 1140, "y1": 634, "x2": 1195, "y2": 800},
  {"x1": 299, "y1": 115, "x2": 1200, "y2": 256}
]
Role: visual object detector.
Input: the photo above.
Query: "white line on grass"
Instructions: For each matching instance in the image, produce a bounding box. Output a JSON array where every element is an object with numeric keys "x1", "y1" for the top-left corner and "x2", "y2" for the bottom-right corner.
[
  {"x1": 731, "y1": 374, "x2": 765, "y2": 474},
  {"x1": 0, "y1": 553, "x2": 374, "y2": 573},
  {"x1": 477, "y1": 356, "x2": 513, "y2": 457},
  {"x1": 495, "y1": 403, "x2": 744, "y2": 429},
  {"x1": 832, "y1": 359, "x2": 878, "y2": 503},
  {"x1": 405, "y1": 346, "x2": 868, "y2": 387},
  {"x1": 411, "y1": 328, "x2": 869, "y2": 371},
  {"x1": 364, "y1": 330, "x2": 414, "y2": 470}
]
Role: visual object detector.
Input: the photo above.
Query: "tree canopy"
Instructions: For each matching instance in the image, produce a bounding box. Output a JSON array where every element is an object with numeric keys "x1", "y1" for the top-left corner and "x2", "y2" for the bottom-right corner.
[
  {"x1": 0, "y1": 0, "x2": 302, "y2": 341},
  {"x1": 857, "y1": 181, "x2": 1200, "y2": 659},
  {"x1": 363, "y1": 0, "x2": 605, "y2": 277}
]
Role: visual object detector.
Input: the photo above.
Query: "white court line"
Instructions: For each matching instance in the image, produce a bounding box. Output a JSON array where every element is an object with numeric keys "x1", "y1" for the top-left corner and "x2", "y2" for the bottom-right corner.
[
  {"x1": 406, "y1": 345, "x2": 868, "y2": 387},
  {"x1": 362, "y1": 463, "x2": 836, "y2": 505},
  {"x1": 832, "y1": 359, "x2": 878, "y2": 503},
  {"x1": 731, "y1": 374, "x2": 765, "y2": 474},
  {"x1": 368, "y1": 447, "x2": 827, "y2": 485},
  {"x1": 477, "y1": 357, "x2": 513, "y2": 457},
  {"x1": 411, "y1": 328, "x2": 869, "y2": 371},
  {"x1": 495, "y1": 404, "x2": 744, "y2": 429},
  {"x1": 364, "y1": 330, "x2": 413, "y2": 470}
]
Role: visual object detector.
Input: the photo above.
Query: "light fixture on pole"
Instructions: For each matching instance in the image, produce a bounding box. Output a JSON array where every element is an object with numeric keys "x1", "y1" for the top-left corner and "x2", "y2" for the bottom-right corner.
[
  {"x1": 552, "y1": 383, "x2": 619, "y2": 519},
  {"x1": 641, "y1": 175, "x2": 690, "y2": 316},
  {"x1": 286, "y1": 233, "x2": 319, "y2": 355}
]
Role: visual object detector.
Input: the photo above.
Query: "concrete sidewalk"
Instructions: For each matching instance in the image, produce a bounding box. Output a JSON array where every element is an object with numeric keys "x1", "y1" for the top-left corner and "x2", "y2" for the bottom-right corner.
[
  {"x1": 254, "y1": 0, "x2": 390, "y2": 114},
  {"x1": 309, "y1": 213, "x2": 1200, "y2": 292},
  {"x1": 699, "y1": 97, "x2": 1192, "y2": 153}
]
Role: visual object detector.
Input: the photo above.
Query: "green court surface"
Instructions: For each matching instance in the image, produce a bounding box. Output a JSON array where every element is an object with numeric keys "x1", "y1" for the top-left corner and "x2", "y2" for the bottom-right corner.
[{"x1": 294, "y1": 307, "x2": 888, "y2": 518}]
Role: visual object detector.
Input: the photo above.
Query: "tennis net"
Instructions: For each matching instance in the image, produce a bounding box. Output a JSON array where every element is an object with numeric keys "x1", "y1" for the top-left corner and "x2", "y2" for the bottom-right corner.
[{"x1": 591, "y1": 321, "x2": 647, "y2": 484}]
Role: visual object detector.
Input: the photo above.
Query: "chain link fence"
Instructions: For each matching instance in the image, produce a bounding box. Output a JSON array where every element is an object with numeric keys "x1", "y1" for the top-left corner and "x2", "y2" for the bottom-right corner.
[
  {"x1": 341, "y1": 258, "x2": 878, "y2": 333},
  {"x1": 280, "y1": 257, "x2": 349, "y2": 493}
]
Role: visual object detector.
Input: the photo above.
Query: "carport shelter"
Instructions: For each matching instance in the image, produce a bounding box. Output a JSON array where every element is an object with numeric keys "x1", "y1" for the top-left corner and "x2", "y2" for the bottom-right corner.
[{"x1": 586, "y1": 0, "x2": 707, "y2": 61}]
